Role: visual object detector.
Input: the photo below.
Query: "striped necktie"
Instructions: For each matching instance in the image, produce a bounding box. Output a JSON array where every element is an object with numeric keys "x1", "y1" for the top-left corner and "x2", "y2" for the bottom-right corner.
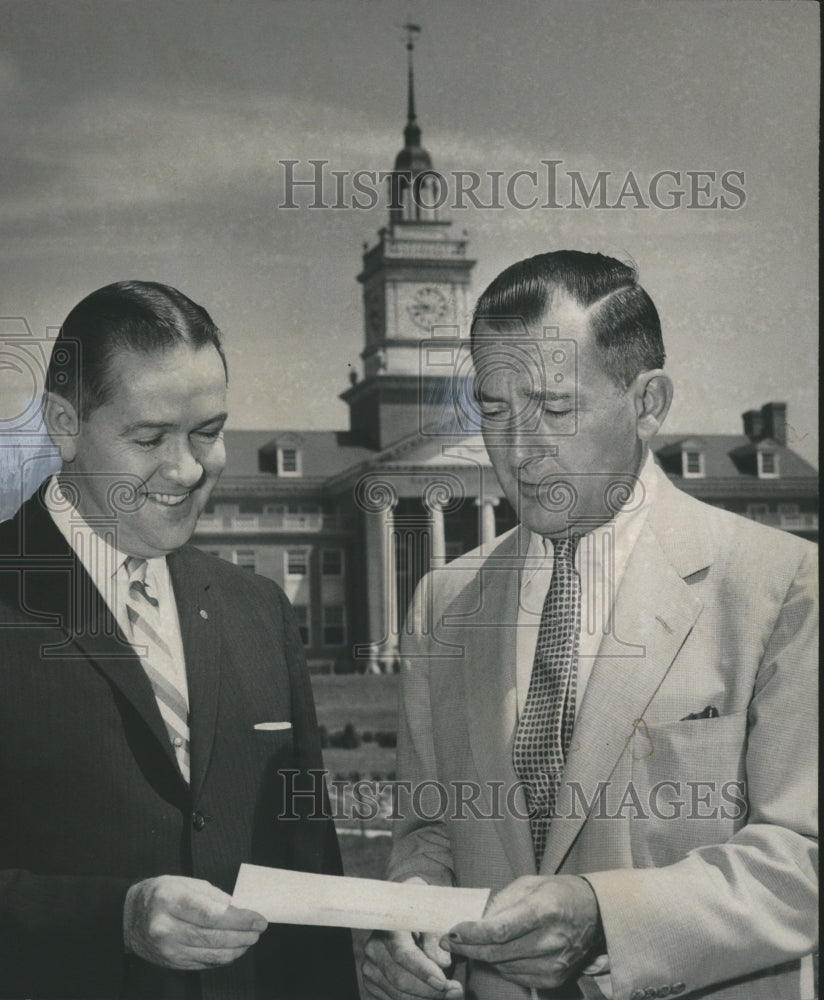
[
  {"x1": 512, "y1": 534, "x2": 581, "y2": 866},
  {"x1": 124, "y1": 556, "x2": 191, "y2": 784}
]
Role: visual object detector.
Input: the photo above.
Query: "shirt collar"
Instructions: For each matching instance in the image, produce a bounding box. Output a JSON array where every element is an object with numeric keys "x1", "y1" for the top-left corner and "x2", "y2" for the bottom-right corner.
[
  {"x1": 525, "y1": 449, "x2": 659, "y2": 569},
  {"x1": 45, "y1": 475, "x2": 168, "y2": 599}
]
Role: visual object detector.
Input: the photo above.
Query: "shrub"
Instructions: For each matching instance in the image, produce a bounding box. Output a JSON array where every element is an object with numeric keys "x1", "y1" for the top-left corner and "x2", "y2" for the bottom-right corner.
[{"x1": 340, "y1": 722, "x2": 361, "y2": 749}]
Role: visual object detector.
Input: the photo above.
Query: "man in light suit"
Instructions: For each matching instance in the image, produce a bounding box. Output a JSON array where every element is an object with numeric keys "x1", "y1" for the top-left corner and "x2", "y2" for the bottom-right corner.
[
  {"x1": 0, "y1": 281, "x2": 357, "y2": 999},
  {"x1": 363, "y1": 252, "x2": 817, "y2": 1000}
]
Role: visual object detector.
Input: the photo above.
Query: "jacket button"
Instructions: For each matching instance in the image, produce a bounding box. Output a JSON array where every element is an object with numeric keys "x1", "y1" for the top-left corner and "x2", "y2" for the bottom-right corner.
[
  {"x1": 192, "y1": 811, "x2": 207, "y2": 831},
  {"x1": 631, "y1": 991, "x2": 646, "y2": 1000}
]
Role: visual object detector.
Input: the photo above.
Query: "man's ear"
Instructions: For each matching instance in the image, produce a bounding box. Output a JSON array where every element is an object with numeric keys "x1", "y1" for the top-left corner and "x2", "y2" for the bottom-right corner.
[
  {"x1": 632, "y1": 370, "x2": 673, "y2": 441},
  {"x1": 42, "y1": 391, "x2": 80, "y2": 462}
]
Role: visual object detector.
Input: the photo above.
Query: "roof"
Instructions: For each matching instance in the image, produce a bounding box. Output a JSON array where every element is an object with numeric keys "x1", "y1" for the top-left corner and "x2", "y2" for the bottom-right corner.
[
  {"x1": 222, "y1": 429, "x2": 374, "y2": 480},
  {"x1": 652, "y1": 433, "x2": 817, "y2": 480},
  {"x1": 219, "y1": 428, "x2": 817, "y2": 497}
]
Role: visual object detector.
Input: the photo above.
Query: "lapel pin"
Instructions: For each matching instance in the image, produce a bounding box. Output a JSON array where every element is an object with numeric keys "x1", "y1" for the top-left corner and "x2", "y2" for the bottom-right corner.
[{"x1": 199, "y1": 608, "x2": 209, "y2": 620}]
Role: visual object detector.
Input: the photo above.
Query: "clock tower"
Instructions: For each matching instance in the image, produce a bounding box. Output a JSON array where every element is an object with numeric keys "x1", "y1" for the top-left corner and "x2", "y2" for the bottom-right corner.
[{"x1": 341, "y1": 25, "x2": 476, "y2": 450}]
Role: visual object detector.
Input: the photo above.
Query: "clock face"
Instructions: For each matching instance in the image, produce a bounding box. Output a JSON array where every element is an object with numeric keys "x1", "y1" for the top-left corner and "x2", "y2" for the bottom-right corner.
[{"x1": 407, "y1": 285, "x2": 449, "y2": 329}]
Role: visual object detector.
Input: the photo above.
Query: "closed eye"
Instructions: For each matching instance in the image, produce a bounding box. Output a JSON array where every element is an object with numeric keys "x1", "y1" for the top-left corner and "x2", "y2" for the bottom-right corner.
[
  {"x1": 134, "y1": 435, "x2": 163, "y2": 449},
  {"x1": 477, "y1": 400, "x2": 509, "y2": 418}
]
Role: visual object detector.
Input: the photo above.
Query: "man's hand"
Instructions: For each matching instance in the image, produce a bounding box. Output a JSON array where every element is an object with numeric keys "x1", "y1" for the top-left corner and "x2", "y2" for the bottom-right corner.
[
  {"x1": 440, "y1": 875, "x2": 603, "y2": 990},
  {"x1": 363, "y1": 930, "x2": 463, "y2": 1000},
  {"x1": 123, "y1": 875, "x2": 268, "y2": 971}
]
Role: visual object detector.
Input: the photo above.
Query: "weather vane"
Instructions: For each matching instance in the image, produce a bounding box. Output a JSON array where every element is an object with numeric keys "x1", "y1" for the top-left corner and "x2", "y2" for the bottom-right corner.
[{"x1": 401, "y1": 21, "x2": 421, "y2": 52}]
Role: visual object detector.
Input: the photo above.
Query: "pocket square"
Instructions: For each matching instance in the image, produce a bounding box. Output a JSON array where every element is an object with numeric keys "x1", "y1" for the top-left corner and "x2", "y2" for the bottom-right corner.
[
  {"x1": 680, "y1": 705, "x2": 720, "y2": 721},
  {"x1": 254, "y1": 722, "x2": 292, "y2": 731}
]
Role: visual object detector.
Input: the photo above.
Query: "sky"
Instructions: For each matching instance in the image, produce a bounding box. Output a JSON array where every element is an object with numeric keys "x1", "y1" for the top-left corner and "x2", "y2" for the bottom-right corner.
[{"x1": 0, "y1": 0, "x2": 819, "y2": 466}]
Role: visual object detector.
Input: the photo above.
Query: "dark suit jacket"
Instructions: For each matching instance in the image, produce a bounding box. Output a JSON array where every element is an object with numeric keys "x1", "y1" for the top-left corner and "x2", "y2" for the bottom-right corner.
[{"x1": 0, "y1": 490, "x2": 358, "y2": 1000}]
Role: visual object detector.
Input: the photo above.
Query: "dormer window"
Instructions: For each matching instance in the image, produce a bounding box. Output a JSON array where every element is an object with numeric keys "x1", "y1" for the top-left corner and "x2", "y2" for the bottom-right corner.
[
  {"x1": 682, "y1": 449, "x2": 705, "y2": 478},
  {"x1": 757, "y1": 449, "x2": 779, "y2": 478},
  {"x1": 278, "y1": 447, "x2": 301, "y2": 477}
]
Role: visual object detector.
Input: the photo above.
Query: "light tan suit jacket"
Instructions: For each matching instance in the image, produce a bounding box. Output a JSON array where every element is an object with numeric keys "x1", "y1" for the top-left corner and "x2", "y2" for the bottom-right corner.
[{"x1": 388, "y1": 472, "x2": 817, "y2": 1000}]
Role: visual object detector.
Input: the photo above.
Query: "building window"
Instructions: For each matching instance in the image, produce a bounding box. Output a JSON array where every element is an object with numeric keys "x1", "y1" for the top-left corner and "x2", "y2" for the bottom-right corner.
[
  {"x1": 777, "y1": 502, "x2": 802, "y2": 529},
  {"x1": 286, "y1": 548, "x2": 309, "y2": 577},
  {"x1": 263, "y1": 503, "x2": 287, "y2": 515},
  {"x1": 293, "y1": 604, "x2": 310, "y2": 646},
  {"x1": 746, "y1": 503, "x2": 769, "y2": 520},
  {"x1": 682, "y1": 450, "x2": 705, "y2": 478},
  {"x1": 322, "y1": 605, "x2": 346, "y2": 647},
  {"x1": 233, "y1": 549, "x2": 256, "y2": 571},
  {"x1": 321, "y1": 549, "x2": 344, "y2": 576},
  {"x1": 278, "y1": 447, "x2": 301, "y2": 477},
  {"x1": 214, "y1": 503, "x2": 239, "y2": 515},
  {"x1": 757, "y1": 450, "x2": 779, "y2": 478}
]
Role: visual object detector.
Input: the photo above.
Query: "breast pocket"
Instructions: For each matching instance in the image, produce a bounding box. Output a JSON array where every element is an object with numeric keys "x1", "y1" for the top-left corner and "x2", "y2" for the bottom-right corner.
[
  {"x1": 253, "y1": 725, "x2": 296, "y2": 769},
  {"x1": 628, "y1": 710, "x2": 749, "y2": 867}
]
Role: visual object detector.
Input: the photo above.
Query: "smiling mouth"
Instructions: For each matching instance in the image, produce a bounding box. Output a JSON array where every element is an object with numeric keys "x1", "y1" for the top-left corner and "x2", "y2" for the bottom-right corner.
[{"x1": 146, "y1": 491, "x2": 192, "y2": 507}]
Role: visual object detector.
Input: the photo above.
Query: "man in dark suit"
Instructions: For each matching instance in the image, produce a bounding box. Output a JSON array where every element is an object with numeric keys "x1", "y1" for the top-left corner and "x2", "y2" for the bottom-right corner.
[{"x1": 0, "y1": 281, "x2": 358, "y2": 999}]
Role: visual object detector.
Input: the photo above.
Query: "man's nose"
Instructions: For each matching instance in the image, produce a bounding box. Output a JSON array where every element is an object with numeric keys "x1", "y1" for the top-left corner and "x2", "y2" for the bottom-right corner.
[
  {"x1": 504, "y1": 413, "x2": 559, "y2": 467},
  {"x1": 161, "y1": 443, "x2": 203, "y2": 487}
]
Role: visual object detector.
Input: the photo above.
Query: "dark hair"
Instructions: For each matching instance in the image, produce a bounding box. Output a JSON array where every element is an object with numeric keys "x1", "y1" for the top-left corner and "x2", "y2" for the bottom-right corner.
[
  {"x1": 44, "y1": 280, "x2": 228, "y2": 418},
  {"x1": 471, "y1": 250, "x2": 665, "y2": 388}
]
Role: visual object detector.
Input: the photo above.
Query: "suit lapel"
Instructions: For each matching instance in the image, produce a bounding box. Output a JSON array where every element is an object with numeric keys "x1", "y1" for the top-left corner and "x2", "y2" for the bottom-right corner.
[
  {"x1": 169, "y1": 547, "x2": 222, "y2": 797},
  {"x1": 13, "y1": 492, "x2": 187, "y2": 784},
  {"x1": 541, "y1": 478, "x2": 712, "y2": 873},
  {"x1": 448, "y1": 529, "x2": 537, "y2": 877}
]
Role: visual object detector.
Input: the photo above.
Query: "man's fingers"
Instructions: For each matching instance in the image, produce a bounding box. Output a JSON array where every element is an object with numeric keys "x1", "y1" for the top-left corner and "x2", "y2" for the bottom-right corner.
[
  {"x1": 363, "y1": 932, "x2": 463, "y2": 999},
  {"x1": 363, "y1": 956, "x2": 437, "y2": 999},
  {"x1": 169, "y1": 919, "x2": 265, "y2": 950},
  {"x1": 172, "y1": 946, "x2": 253, "y2": 971},
  {"x1": 444, "y1": 905, "x2": 529, "y2": 948},
  {"x1": 386, "y1": 932, "x2": 453, "y2": 987},
  {"x1": 419, "y1": 931, "x2": 452, "y2": 969},
  {"x1": 166, "y1": 883, "x2": 267, "y2": 931},
  {"x1": 215, "y1": 905, "x2": 269, "y2": 931}
]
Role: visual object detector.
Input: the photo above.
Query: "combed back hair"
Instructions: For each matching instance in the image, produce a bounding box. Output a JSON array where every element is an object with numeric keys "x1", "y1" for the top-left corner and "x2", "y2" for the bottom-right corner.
[
  {"x1": 44, "y1": 280, "x2": 227, "y2": 418},
  {"x1": 471, "y1": 250, "x2": 665, "y2": 388}
]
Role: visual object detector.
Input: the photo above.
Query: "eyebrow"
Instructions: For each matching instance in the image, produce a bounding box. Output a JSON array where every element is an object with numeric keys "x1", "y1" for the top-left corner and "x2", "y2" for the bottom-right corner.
[{"x1": 121, "y1": 412, "x2": 228, "y2": 436}]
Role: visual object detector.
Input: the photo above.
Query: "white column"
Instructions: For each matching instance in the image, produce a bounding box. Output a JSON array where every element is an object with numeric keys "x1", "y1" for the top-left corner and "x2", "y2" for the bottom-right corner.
[
  {"x1": 476, "y1": 496, "x2": 499, "y2": 546},
  {"x1": 429, "y1": 504, "x2": 446, "y2": 569},
  {"x1": 364, "y1": 505, "x2": 399, "y2": 673}
]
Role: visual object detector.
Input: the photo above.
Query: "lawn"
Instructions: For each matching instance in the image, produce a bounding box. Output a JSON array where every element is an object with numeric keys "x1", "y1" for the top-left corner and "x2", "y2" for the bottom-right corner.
[
  {"x1": 311, "y1": 673, "x2": 400, "y2": 781},
  {"x1": 310, "y1": 673, "x2": 399, "y2": 733}
]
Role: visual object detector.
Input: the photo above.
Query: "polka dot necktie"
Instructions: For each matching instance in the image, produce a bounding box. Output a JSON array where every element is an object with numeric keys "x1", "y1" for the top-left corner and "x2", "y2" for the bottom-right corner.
[
  {"x1": 124, "y1": 556, "x2": 191, "y2": 784},
  {"x1": 512, "y1": 535, "x2": 581, "y2": 866}
]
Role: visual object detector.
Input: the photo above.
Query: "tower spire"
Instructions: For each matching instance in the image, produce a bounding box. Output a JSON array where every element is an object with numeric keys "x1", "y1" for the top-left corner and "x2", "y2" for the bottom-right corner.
[
  {"x1": 403, "y1": 23, "x2": 421, "y2": 146},
  {"x1": 405, "y1": 24, "x2": 419, "y2": 124},
  {"x1": 390, "y1": 22, "x2": 435, "y2": 224}
]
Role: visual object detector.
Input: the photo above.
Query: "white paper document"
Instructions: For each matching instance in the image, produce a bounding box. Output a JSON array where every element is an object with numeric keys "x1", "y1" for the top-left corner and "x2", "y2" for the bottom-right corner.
[{"x1": 232, "y1": 863, "x2": 490, "y2": 934}]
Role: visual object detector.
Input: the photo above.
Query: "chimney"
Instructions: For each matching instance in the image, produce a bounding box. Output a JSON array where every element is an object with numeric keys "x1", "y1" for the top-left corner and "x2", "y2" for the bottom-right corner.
[
  {"x1": 761, "y1": 402, "x2": 787, "y2": 446},
  {"x1": 742, "y1": 409, "x2": 764, "y2": 441}
]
